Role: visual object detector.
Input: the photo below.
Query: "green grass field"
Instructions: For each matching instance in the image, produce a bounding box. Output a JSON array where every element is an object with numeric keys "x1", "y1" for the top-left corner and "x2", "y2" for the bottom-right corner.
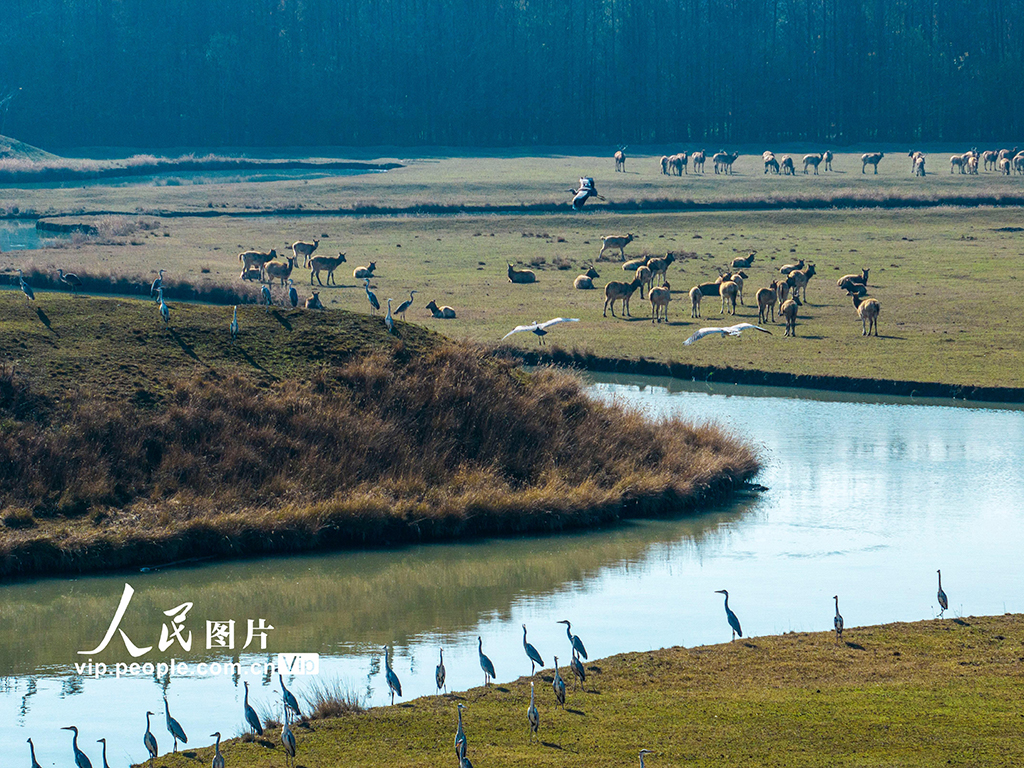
[{"x1": 149, "y1": 614, "x2": 1024, "y2": 768}]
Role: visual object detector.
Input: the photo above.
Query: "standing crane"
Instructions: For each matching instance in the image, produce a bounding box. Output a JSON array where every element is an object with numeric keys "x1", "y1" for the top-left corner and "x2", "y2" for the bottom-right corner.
[
  {"x1": 715, "y1": 589, "x2": 743, "y2": 640},
  {"x1": 639, "y1": 748, "x2": 656, "y2": 767},
  {"x1": 281, "y1": 708, "x2": 297, "y2": 768},
  {"x1": 58, "y1": 268, "x2": 84, "y2": 292},
  {"x1": 261, "y1": 283, "x2": 273, "y2": 312},
  {"x1": 210, "y1": 733, "x2": 225, "y2": 768},
  {"x1": 384, "y1": 298, "x2": 395, "y2": 334},
  {"x1": 937, "y1": 569, "x2": 948, "y2": 616},
  {"x1": 279, "y1": 674, "x2": 301, "y2": 719},
  {"x1": 230, "y1": 306, "x2": 239, "y2": 344},
  {"x1": 454, "y1": 703, "x2": 468, "y2": 761},
  {"x1": 522, "y1": 624, "x2": 544, "y2": 675},
  {"x1": 96, "y1": 739, "x2": 111, "y2": 768},
  {"x1": 435, "y1": 648, "x2": 447, "y2": 695},
  {"x1": 833, "y1": 595, "x2": 844, "y2": 643},
  {"x1": 143, "y1": 711, "x2": 158, "y2": 766},
  {"x1": 394, "y1": 290, "x2": 416, "y2": 319},
  {"x1": 557, "y1": 620, "x2": 588, "y2": 660},
  {"x1": 61, "y1": 726, "x2": 93, "y2": 768},
  {"x1": 243, "y1": 681, "x2": 263, "y2": 736},
  {"x1": 383, "y1": 646, "x2": 403, "y2": 705},
  {"x1": 28, "y1": 738, "x2": 43, "y2": 768},
  {"x1": 150, "y1": 269, "x2": 165, "y2": 301},
  {"x1": 477, "y1": 636, "x2": 496, "y2": 686},
  {"x1": 364, "y1": 278, "x2": 380, "y2": 315},
  {"x1": 287, "y1": 278, "x2": 299, "y2": 309},
  {"x1": 17, "y1": 269, "x2": 35, "y2": 300},
  {"x1": 527, "y1": 681, "x2": 540, "y2": 742},
  {"x1": 157, "y1": 287, "x2": 170, "y2": 325},
  {"x1": 164, "y1": 696, "x2": 188, "y2": 751},
  {"x1": 552, "y1": 656, "x2": 566, "y2": 709},
  {"x1": 570, "y1": 648, "x2": 586, "y2": 691}
]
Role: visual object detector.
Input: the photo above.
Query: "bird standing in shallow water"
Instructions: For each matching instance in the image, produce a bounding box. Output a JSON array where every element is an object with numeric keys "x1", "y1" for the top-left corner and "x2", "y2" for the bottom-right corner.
[
  {"x1": 715, "y1": 589, "x2": 743, "y2": 640},
  {"x1": 61, "y1": 726, "x2": 93, "y2": 768},
  {"x1": 164, "y1": 696, "x2": 188, "y2": 751},
  {"x1": 383, "y1": 645, "x2": 402, "y2": 705},
  {"x1": 937, "y1": 569, "x2": 949, "y2": 616},
  {"x1": 435, "y1": 648, "x2": 447, "y2": 695},
  {"x1": 522, "y1": 623, "x2": 544, "y2": 675},
  {"x1": 834, "y1": 595, "x2": 844, "y2": 643}
]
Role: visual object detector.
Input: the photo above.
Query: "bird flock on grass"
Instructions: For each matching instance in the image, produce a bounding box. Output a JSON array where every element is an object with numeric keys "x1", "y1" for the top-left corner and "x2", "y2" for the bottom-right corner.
[{"x1": 27, "y1": 572, "x2": 955, "y2": 768}]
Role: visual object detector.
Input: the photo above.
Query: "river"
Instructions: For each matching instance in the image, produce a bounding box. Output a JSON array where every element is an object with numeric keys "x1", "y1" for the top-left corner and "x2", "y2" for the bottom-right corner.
[{"x1": 2, "y1": 373, "x2": 1023, "y2": 766}]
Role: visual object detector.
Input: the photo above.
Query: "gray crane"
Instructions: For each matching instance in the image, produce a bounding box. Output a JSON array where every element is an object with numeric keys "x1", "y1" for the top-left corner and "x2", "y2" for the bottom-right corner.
[
  {"x1": 61, "y1": 726, "x2": 93, "y2": 768},
  {"x1": 28, "y1": 738, "x2": 43, "y2": 768},
  {"x1": 383, "y1": 646, "x2": 402, "y2": 705},
  {"x1": 557, "y1": 620, "x2": 588, "y2": 660},
  {"x1": 243, "y1": 681, "x2": 263, "y2": 736},
  {"x1": 522, "y1": 623, "x2": 544, "y2": 675},
  {"x1": 96, "y1": 739, "x2": 111, "y2": 768},
  {"x1": 937, "y1": 569, "x2": 948, "y2": 616},
  {"x1": 477, "y1": 636, "x2": 496, "y2": 686},
  {"x1": 150, "y1": 269, "x2": 165, "y2": 301},
  {"x1": 552, "y1": 656, "x2": 566, "y2": 709},
  {"x1": 394, "y1": 290, "x2": 416, "y2": 319},
  {"x1": 261, "y1": 284, "x2": 273, "y2": 312},
  {"x1": 639, "y1": 748, "x2": 656, "y2": 767},
  {"x1": 157, "y1": 287, "x2": 170, "y2": 325},
  {"x1": 527, "y1": 681, "x2": 540, "y2": 742},
  {"x1": 364, "y1": 278, "x2": 380, "y2": 315},
  {"x1": 17, "y1": 269, "x2": 34, "y2": 301},
  {"x1": 281, "y1": 709, "x2": 297, "y2": 768},
  {"x1": 143, "y1": 711, "x2": 158, "y2": 765},
  {"x1": 570, "y1": 647, "x2": 586, "y2": 691},
  {"x1": 210, "y1": 732, "x2": 225, "y2": 768},
  {"x1": 833, "y1": 595, "x2": 844, "y2": 643},
  {"x1": 58, "y1": 268, "x2": 83, "y2": 292},
  {"x1": 279, "y1": 674, "x2": 301, "y2": 719},
  {"x1": 454, "y1": 703, "x2": 467, "y2": 761},
  {"x1": 715, "y1": 589, "x2": 743, "y2": 640},
  {"x1": 384, "y1": 298, "x2": 395, "y2": 334},
  {"x1": 230, "y1": 306, "x2": 239, "y2": 344},
  {"x1": 287, "y1": 278, "x2": 299, "y2": 309},
  {"x1": 435, "y1": 648, "x2": 447, "y2": 695},
  {"x1": 164, "y1": 696, "x2": 188, "y2": 751}
]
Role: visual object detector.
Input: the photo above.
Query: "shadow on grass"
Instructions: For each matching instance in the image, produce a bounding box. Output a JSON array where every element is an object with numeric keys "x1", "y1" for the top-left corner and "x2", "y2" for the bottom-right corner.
[
  {"x1": 35, "y1": 308, "x2": 59, "y2": 336},
  {"x1": 170, "y1": 329, "x2": 199, "y2": 360},
  {"x1": 272, "y1": 310, "x2": 293, "y2": 331},
  {"x1": 566, "y1": 707, "x2": 586, "y2": 716},
  {"x1": 845, "y1": 642, "x2": 866, "y2": 650},
  {"x1": 541, "y1": 742, "x2": 562, "y2": 749}
]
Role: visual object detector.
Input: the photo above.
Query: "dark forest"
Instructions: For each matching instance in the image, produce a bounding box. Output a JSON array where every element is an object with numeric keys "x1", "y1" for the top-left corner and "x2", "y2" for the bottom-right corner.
[{"x1": 2, "y1": 0, "x2": 1021, "y2": 148}]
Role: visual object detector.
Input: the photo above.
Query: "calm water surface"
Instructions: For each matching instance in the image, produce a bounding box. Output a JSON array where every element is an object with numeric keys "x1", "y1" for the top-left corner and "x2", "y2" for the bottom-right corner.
[{"x1": 2, "y1": 374, "x2": 1023, "y2": 766}]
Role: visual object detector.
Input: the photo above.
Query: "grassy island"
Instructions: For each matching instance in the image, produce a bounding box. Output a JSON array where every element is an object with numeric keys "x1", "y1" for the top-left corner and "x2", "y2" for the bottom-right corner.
[{"x1": 0, "y1": 293, "x2": 758, "y2": 579}]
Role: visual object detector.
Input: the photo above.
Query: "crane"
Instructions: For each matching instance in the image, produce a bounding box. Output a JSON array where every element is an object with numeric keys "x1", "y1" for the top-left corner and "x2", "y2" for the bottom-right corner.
[
  {"x1": 715, "y1": 589, "x2": 743, "y2": 640},
  {"x1": 164, "y1": 696, "x2": 188, "y2": 751},
  {"x1": 477, "y1": 636, "x2": 496, "y2": 686},
  {"x1": 435, "y1": 648, "x2": 447, "y2": 695},
  {"x1": 557, "y1": 620, "x2": 588, "y2": 660},
  {"x1": 58, "y1": 268, "x2": 84, "y2": 292},
  {"x1": 261, "y1": 284, "x2": 273, "y2": 312},
  {"x1": 569, "y1": 177, "x2": 604, "y2": 210},
  {"x1": 684, "y1": 323, "x2": 772, "y2": 345},
  {"x1": 210, "y1": 732, "x2": 225, "y2": 768},
  {"x1": 937, "y1": 569, "x2": 948, "y2": 616},
  {"x1": 527, "y1": 681, "x2": 540, "y2": 742},
  {"x1": 143, "y1": 711, "x2": 158, "y2": 766},
  {"x1": 522, "y1": 624, "x2": 545, "y2": 675},
  {"x1": 570, "y1": 647, "x2": 586, "y2": 691},
  {"x1": 552, "y1": 656, "x2": 566, "y2": 709},
  {"x1": 639, "y1": 748, "x2": 656, "y2": 767},
  {"x1": 384, "y1": 298, "x2": 395, "y2": 334},
  {"x1": 17, "y1": 269, "x2": 34, "y2": 300},
  {"x1": 243, "y1": 681, "x2": 263, "y2": 736},
  {"x1": 454, "y1": 703, "x2": 467, "y2": 761},
  {"x1": 394, "y1": 290, "x2": 416, "y2": 319},
  {"x1": 157, "y1": 287, "x2": 170, "y2": 325},
  {"x1": 287, "y1": 278, "x2": 299, "y2": 308},
  {"x1": 279, "y1": 674, "x2": 301, "y2": 719},
  {"x1": 502, "y1": 317, "x2": 579, "y2": 345},
  {"x1": 230, "y1": 306, "x2": 239, "y2": 343},
  {"x1": 834, "y1": 595, "x2": 844, "y2": 643},
  {"x1": 61, "y1": 726, "x2": 93, "y2": 768},
  {"x1": 281, "y1": 708, "x2": 297, "y2": 768},
  {"x1": 150, "y1": 269, "x2": 165, "y2": 301},
  {"x1": 96, "y1": 739, "x2": 111, "y2": 768},
  {"x1": 364, "y1": 278, "x2": 380, "y2": 315},
  {"x1": 28, "y1": 738, "x2": 43, "y2": 768},
  {"x1": 383, "y1": 645, "x2": 403, "y2": 704}
]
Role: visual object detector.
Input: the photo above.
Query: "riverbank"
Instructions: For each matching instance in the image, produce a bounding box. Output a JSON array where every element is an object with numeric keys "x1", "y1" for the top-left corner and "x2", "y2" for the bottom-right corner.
[
  {"x1": 0, "y1": 294, "x2": 758, "y2": 580},
  {"x1": 152, "y1": 613, "x2": 1024, "y2": 767}
]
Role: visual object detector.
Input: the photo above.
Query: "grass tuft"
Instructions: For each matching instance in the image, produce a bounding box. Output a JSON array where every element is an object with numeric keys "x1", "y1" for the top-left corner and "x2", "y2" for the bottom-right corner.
[{"x1": 304, "y1": 678, "x2": 366, "y2": 719}]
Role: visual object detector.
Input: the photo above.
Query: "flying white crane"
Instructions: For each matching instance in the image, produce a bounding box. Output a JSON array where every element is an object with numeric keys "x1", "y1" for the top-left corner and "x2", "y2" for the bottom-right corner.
[
  {"x1": 502, "y1": 317, "x2": 579, "y2": 345},
  {"x1": 683, "y1": 323, "x2": 772, "y2": 345}
]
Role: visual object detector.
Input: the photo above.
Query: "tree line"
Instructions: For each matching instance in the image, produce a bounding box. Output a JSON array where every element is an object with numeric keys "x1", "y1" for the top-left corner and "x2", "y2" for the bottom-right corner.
[{"x1": 3, "y1": 0, "x2": 1022, "y2": 149}]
